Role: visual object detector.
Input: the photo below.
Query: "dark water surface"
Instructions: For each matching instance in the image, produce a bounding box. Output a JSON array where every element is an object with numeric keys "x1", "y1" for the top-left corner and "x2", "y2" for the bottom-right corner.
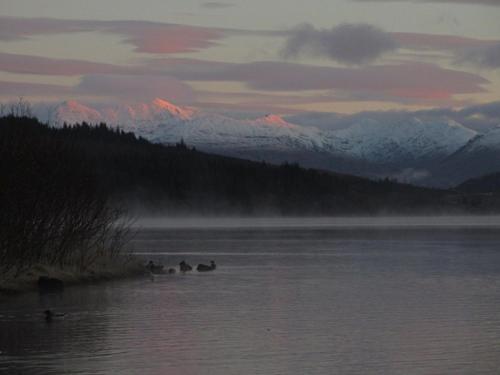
[{"x1": 2, "y1": 217, "x2": 500, "y2": 374}]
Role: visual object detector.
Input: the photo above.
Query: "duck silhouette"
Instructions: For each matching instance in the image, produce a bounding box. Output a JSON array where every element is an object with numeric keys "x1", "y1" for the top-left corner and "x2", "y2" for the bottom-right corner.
[
  {"x1": 179, "y1": 260, "x2": 193, "y2": 272},
  {"x1": 146, "y1": 260, "x2": 166, "y2": 274},
  {"x1": 197, "y1": 260, "x2": 216, "y2": 272},
  {"x1": 44, "y1": 310, "x2": 65, "y2": 323}
]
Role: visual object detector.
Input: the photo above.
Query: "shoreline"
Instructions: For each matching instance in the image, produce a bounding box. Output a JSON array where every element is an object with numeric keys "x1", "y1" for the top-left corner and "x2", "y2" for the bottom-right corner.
[
  {"x1": 0, "y1": 257, "x2": 147, "y2": 297},
  {"x1": 132, "y1": 215, "x2": 500, "y2": 230}
]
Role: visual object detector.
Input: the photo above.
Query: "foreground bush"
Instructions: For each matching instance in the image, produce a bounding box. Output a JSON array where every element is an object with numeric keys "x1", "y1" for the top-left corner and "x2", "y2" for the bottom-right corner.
[{"x1": 0, "y1": 115, "x2": 130, "y2": 278}]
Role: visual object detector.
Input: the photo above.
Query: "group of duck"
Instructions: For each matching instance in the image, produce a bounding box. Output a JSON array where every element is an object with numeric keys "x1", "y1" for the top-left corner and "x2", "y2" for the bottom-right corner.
[
  {"x1": 43, "y1": 260, "x2": 217, "y2": 322},
  {"x1": 146, "y1": 260, "x2": 216, "y2": 275}
]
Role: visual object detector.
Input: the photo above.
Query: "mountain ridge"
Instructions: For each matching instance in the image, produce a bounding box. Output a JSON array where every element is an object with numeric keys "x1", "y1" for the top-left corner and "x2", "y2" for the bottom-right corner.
[{"x1": 41, "y1": 98, "x2": 499, "y2": 187}]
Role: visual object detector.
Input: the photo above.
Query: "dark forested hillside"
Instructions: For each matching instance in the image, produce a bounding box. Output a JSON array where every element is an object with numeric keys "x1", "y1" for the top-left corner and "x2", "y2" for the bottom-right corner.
[
  {"x1": 0, "y1": 115, "x2": 494, "y2": 216},
  {"x1": 457, "y1": 172, "x2": 500, "y2": 194}
]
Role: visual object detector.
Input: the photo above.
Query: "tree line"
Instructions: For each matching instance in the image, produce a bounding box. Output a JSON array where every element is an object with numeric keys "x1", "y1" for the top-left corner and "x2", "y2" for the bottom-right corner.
[{"x1": 2, "y1": 113, "x2": 497, "y2": 276}]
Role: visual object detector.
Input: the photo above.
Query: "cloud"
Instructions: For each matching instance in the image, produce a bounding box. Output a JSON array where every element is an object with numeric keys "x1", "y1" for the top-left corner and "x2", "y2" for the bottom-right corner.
[
  {"x1": 201, "y1": 2, "x2": 235, "y2": 9},
  {"x1": 158, "y1": 59, "x2": 487, "y2": 99},
  {"x1": 0, "y1": 52, "x2": 133, "y2": 76},
  {"x1": 0, "y1": 51, "x2": 489, "y2": 106},
  {"x1": 281, "y1": 23, "x2": 500, "y2": 65},
  {"x1": 282, "y1": 23, "x2": 398, "y2": 65},
  {"x1": 456, "y1": 101, "x2": 500, "y2": 131},
  {"x1": 388, "y1": 32, "x2": 500, "y2": 70},
  {"x1": 0, "y1": 17, "x2": 225, "y2": 54},
  {"x1": 77, "y1": 74, "x2": 195, "y2": 102},
  {"x1": 110, "y1": 21, "x2": 223, "y2": 54},
  {"x1": 391, "y1": 33, "x2": 498, "y2": 51},
  {"x1": 0, "y1": 81, "x2": 71, "y2": 99},
  {"x1": 0, "y1": 74, "x2": 194, "y2": 104},
  {"x1": 289, "y1": 101, "x2": 500, "y2": 133},
  {"x1": 352, "y1": 0, "x2": 500, "y2": 6},
  {"x1": 455, "y1": 43, "x2": 500, "y2": 69}
]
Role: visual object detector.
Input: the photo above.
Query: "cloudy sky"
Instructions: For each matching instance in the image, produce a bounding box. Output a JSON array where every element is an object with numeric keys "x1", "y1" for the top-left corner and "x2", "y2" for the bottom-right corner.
[{"x1": 1, "y1": 0, "x2": 499, "y2": 113}]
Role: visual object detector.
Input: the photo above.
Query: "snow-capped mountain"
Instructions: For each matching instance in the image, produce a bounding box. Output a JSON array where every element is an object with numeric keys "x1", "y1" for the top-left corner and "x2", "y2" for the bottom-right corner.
[
  {"x1": 45, "y1": 98, "x2": 499, "y2": 186},
  {"x1": 52, "y1": 100, "x2": 103, "y2": 125},
  {"x1": 323, "y1": 117, "x2": 476, "y2": 165},
  {"x1": 427, "y1": 126, "x2": 500, "y2": 187},
  {"x1": 50, "y1": 99, "x2": 324, "y2": 152}
]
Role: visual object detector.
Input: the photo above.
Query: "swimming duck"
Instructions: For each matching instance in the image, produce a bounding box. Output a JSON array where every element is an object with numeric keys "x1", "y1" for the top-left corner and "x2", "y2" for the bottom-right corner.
[
  {"x1": 146, "y1": 260, "x2": 166, "y2": 274},
  {"x1": 197, "y1": 261, "x2": 216, "y2": 272},
  {"x1": 44, "y1": 310, "x2": 65, "y2": 322},
  {"x1": 179, "y1": 261, "x2": 193, "y2": 272}
]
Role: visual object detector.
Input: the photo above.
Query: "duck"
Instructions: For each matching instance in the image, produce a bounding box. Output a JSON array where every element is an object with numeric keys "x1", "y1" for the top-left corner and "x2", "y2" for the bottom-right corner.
[
  {"x1": 197, "y1": 261, "x2": 216, "y2": 272},
  {"x1": 146, "y1": 260, "x2": 166, "y2": 275},
  {"x1": 44, "y1": 309, "x2": 65, "y2": 322},
  {"x1": 179, "y1": 260, "x2": 193, "y2": 272}
]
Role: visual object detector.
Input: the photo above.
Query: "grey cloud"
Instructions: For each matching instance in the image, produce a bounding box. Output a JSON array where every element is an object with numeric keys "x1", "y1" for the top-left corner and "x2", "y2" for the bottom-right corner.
[
  {"x1": 282, "y1": 23, "x2": 399, "y2": 65},
  {"x1": 201, "y1": 2, "x2": 234, "y2": 8},
  {"x1": 455, "y1": 43, "x2": 500, "y2": 69},
  {"x1": 287, "y1": 101, "x2": 500, "y2": 133},
  {"x1": 0, "y1": 17, "x2": 281, "y2": 53}
]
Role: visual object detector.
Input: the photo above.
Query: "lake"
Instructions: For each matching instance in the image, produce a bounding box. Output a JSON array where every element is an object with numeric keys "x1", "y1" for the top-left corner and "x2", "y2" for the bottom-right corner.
[{"x1": 2, "y1": 217, "x2": 500, "y2": 374}]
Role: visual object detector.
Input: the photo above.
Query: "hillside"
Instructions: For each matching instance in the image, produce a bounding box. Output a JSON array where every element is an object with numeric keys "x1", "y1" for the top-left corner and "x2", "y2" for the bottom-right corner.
[
  {"x1": 0, "y1": 115, "x2": 495, "y2": 215},
  {"x1": 428, "y1": 128, "x2": 500, "y2": 187},
  {"x1": 457, "y1": 172, "x2": 500, "y2": 194},
  {"x1": 40, "y1": 99, "x2": 484, "y2": 186}
]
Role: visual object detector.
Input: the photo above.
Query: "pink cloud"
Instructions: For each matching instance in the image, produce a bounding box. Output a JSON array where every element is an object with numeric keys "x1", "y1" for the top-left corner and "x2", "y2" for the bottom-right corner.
[
  {"x1": 392, "y1": 32, "x2": 498, "y2": 51},
  {"x1": 0, "y1": 52, "x2": 132, "y2": 76},
  {"x1": 77, "y1": 74, "x2": 195, "y2": 103},
  {"x1": 0, "y1": 17, "x2": 225, "y2": 54},
  {"x1": 0, "y1": 81, "x2": 70, "y2": 98},
  {"x1": 0, "y1": 75, "x2": 194, "y2": 105},
  {"x1": 149, "y1": 59, "x2": 488, "y2": 99},
  {"x1": 103, "y1": 21, "x2": 224, "y2": 54},
  {"x1": 0, "y1": 17, "x2": 93, "y2": 41},
  {"x1": 2, "y1": 16, "x2": 498, "y2": 58},
  {"x1": 0, "y1": 53, "x2": 489, "y2": 106}
]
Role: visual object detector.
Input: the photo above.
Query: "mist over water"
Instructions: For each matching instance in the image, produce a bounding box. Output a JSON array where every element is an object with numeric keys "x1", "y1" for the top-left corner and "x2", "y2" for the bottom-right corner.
[
  {"x1": 2, "y1": 216, "x2": 500, "y2": 374},
  {"x1": 134, "y1": 215, "x2": 500, "y2": 229}
]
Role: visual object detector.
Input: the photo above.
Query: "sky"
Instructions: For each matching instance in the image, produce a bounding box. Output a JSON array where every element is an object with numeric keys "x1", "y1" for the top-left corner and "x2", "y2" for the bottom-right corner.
[{"x1": 1, "y1": 0, "x2": 500, "y2": 113}]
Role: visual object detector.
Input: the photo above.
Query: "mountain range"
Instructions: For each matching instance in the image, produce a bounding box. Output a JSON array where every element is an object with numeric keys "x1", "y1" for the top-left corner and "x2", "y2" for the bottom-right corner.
[{"x1": 39, "y1": 98, "x2": 500, "y2": 188}]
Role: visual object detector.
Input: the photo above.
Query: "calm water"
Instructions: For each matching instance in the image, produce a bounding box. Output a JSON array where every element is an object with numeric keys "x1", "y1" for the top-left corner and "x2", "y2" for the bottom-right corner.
[{"x1": 2, "y1": 217, "x2": 500, "y2": 375}]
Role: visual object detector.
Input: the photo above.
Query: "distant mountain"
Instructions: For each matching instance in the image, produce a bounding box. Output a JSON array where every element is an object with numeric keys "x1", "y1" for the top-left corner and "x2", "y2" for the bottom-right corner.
[
  {"x1": 44, "y1": 99, "x2": 499, "y2": 187},
  {"x1": 52, "y1": 100, "x2": 103, "y2": 125},
  {"x1": 427, "y1": 127, "x2": 500, "y2": 187},
  {"x1": 456, "y1": 172, "x2": 500, "y2": 194},
  {"x1": 4, "y1": 114, "x2": 494, "y2": 215},
  {"x1": 323, "y1": 117, "x2": 475, "y2": 165}
]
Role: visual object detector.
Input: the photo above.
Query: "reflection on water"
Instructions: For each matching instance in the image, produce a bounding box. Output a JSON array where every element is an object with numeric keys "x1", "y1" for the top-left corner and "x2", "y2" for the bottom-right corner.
[{"x1": 2, "y1": 217, "x2": 500, "y2": 374}]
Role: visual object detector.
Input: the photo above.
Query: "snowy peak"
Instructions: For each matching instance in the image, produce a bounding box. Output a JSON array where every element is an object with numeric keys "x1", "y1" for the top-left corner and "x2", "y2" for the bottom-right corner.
[
  {"x1": 254, "y1": 114, "x2": 293, "y2": 128},
  {"x1": 50, "y1": 98, "x2": 197, "y2": 129},
  {"x1": 53, "y1": 100, "x2": 103, "y2": 125},
  {"x1": 459, "y1": 126, "x2": 500, "y2": 153},
  {"x1": 325, "y1": 116, "x2": 477, "y2": 164},
  {"x1": 46, "y1": 98, "x2": 496, "y2": 178},
  {"x1": 150, "y1": 98, "x2": 194, "y2": 120}
]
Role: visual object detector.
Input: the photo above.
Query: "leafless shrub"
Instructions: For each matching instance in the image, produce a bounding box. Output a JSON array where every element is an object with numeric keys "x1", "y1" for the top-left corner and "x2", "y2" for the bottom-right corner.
[{"x1": 0, "y1": 114, "x2": 131, "y2": 278}]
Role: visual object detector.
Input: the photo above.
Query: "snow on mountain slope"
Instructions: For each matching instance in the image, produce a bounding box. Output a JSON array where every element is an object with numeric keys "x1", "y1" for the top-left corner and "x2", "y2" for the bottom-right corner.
[
  {"x1": 51, "y1": 100, "x2": 323, "y2": 151},
  {"x1": 53, "y1": 100, "x2": 103, "y2": 126},
  {"x1": 458, "y1": 126, "x2": 500, "y2": 153},
  {"x1": 148, "y1": 113, "x2": 324, "y2": 151},
  {"x1": 49, "y1": 98, "x2": 482, "y2": 171},
  {"x1": 426, "y1": 126, "x2": 500, "y2": 187},
  {"x1": 324, "y1": 117, "x2": 476, "y2": 164}
]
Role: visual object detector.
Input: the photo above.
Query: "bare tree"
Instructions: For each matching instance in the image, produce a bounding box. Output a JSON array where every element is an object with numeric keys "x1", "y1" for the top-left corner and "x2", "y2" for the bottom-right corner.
[{"x1": 0, "y1": 114, "x2": 131, "y2": 278}]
